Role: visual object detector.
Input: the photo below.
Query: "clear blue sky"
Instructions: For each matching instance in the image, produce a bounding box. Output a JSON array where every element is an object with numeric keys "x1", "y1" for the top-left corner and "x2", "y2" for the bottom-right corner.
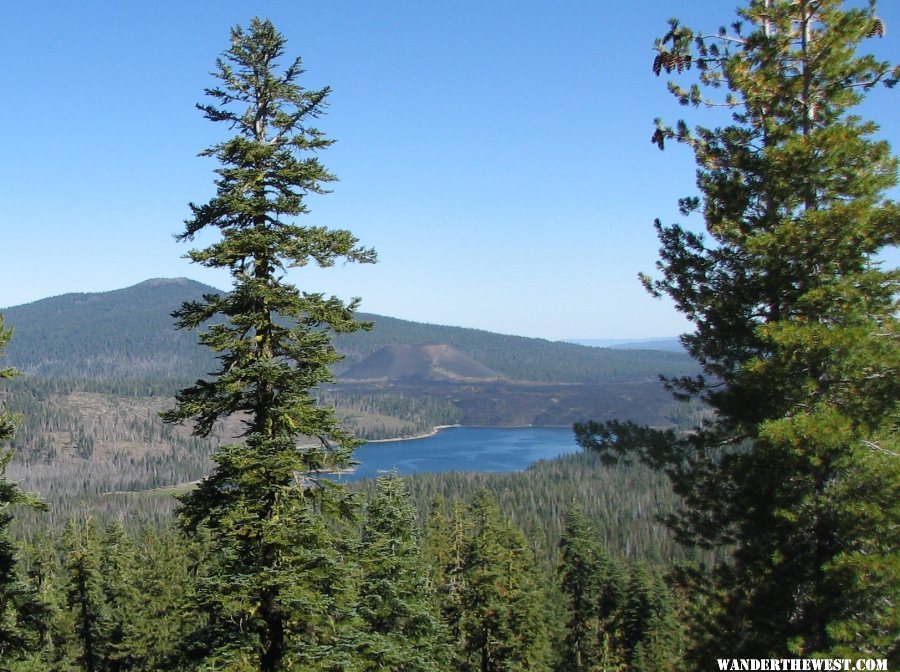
[{"x1": 1, "y1": 1, "x2": 897, "y2": 340}]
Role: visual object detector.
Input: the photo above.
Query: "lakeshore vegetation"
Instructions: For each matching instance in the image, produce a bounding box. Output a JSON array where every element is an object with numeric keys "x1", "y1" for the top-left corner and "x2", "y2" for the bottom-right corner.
[{"x1": 1, "y1": 2, "x2": 897, "y2": 670}]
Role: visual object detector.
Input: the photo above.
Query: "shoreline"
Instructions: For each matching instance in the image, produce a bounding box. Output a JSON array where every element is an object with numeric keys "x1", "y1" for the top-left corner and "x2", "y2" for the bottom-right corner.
[
  {"x1": 362, "y1": 423, "x2": 572, "y2": 445},
  {"x1": 106, "y1": 425, "x2": 575, "y2": 492},
  {"x1": 364, "y1": 423, "x2": 462, "y2": 444}
]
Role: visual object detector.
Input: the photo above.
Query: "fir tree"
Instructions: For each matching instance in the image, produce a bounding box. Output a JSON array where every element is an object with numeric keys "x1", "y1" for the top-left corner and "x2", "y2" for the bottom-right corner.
[
  {"x1": 577, "y1": 0, "x2": 898, "y2": 662},
  {"x1": 457, "y1": 491, "x2": 547, "y2": 672},
  {"x1": 11, "y1": 535, "x2": 62, "y2": 672},
  {"x1": 63, "y1": 519, "x2": 105, "y2": 672},
  {"x1": 357, "y1": 473, "x2": 449, "y2": 671},
  {"x1": 97, "y1": 522, "x2": 139, "y2": 672},
  {"x1": 422, "y1": 497, "x2": 468, "y2": 650},
  {"x1": 128, "y1": 526, "x2": 197, "y2": 671},
  {"x1": 620, "y1": 563, "x2": 679, "y2": 672},
  {"x1": 555, "y1": 505, "x2": 606, "y2": 672},
  {"x1": 161, "y1": 17, "x2": 375, "y2": 672},
  {"x1": 555, "y1": 506, "x2": 679, "y2": 672}
]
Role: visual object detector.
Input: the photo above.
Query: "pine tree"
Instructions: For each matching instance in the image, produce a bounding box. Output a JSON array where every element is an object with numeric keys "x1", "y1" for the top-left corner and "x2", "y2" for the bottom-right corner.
[
  {"x1": 357, "y1": 473, "x2": 449, "y2": 672},
  {"x1": 577, "y1": 0, "x2": 898, "y2": 662},
  {"x1": 161, "y1": 18, "x2": 375, "y2": 671},
  {"x1": 0, "y1": 316, "x2": 46, "y2": 670}
]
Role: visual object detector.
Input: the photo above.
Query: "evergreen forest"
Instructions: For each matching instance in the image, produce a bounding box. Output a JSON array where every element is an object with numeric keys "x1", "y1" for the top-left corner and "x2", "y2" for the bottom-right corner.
[{"x1": 1, "y1": 3, "x2": 897, "y2": 671}]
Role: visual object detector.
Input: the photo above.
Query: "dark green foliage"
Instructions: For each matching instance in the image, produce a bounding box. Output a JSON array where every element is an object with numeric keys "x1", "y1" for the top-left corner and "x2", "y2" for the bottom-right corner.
[
  {"x1": 620, "y1": 563, "x2": 680, "y2": 672},
  {"x1": 421, "y1": 498, "x2": 467, "y2": 652},
  {"x1": 11, "y1": 534, "x2": 69, "y2": 672},
  {"x1": 61, "y1": 519, "x2": 150, "y2": 672},
  {"x1": 63, "y1": 519, "x2": 104, "y2": 672},
  {"x1": 162, "y1": 18, "x2": 375, "y2": 671},
  {"x1": 96, "y1": 521, "x2": 141, "y2": 672},
  {"x1": 555, "y1": 507, "x2": 681, "y2": 672},
  {"x1": 0, "y1": 316, "x2": 46, "y2": 670},
  {"x1": 1, "y1": 278, "x2": 697, "y2": 386},
  {"x1": 579, "y1": 0, "x2": 899, "y2": 662},
  {"x1": 0, "y1": 453, "x2": 47, "y2": 671},
  {"x1": 357, "y1": 473, "x2": 449, "y2": 671},
  {"x1": 555, "y1": 506, "x2": 620, "y2": 672},
  {"x1": 428, "y1": 491, "x2": 549, "y2": 671},
  {"x1": 9, "y1": 523, "x2": 194, "y2": 672},
  {"x1": 0, "y1": 316, "x2": 17, "y2": 441},
  {"x1": 179, "y1": 484, "x2": 364, "y2": 671}
]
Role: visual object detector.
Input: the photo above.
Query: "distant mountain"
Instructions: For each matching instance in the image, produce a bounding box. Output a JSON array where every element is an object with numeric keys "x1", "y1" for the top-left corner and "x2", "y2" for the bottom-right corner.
[
  {"x1": 338, "y1": 318, "x2": 696, "y2": 383},
  {"x1": 2, "y1": 278, "x2": 219, "y2": 379},
  {"x1": 567, "y1": 337, "x2": 685, "y2": 353},
  {"x1": 344, "y1": 344, "x2": 505, "y2": 382},
  {"x1": 1, "y1": 278, "x2": 698, "y2": 384}
]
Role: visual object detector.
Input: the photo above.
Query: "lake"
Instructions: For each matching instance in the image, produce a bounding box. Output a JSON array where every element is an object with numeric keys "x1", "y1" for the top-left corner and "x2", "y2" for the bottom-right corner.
[{"x1": 340, "y1": 426, "x2": 580, "y2": 481}]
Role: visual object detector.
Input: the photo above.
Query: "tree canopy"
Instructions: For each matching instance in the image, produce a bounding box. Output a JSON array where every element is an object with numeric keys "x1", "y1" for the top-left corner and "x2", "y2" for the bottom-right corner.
[{"x1": 577, "y1": 0, "x2": 899, "y2": 662}]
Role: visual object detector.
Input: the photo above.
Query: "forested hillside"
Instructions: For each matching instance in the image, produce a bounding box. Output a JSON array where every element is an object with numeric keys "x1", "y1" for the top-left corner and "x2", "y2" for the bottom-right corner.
[
  {"x1": 339, "y1": 314, "x2": 695, "y2": 382},
  {"x1": 10, "y1": 473, "x2": 689, "y2": 672},
  {"x1": 2, "y1": 278, "x2": 217, "y2": 379},
  {"x1": 2, "y1": 278, "x2": 697, "y2": 384}
]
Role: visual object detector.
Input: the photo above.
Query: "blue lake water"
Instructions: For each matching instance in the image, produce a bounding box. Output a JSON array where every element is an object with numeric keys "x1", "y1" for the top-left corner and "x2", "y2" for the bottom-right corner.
[{"x1": 340, "y1": 426, "x2": 580, "y2": 481}]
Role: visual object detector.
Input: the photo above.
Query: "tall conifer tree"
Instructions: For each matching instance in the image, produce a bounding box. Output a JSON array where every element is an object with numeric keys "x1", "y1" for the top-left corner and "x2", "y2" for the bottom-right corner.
[
  {"x1": 62, "y1": 519, "x2": 104, "y2": 672},
  {"x1": 97, "y1": 522, "x2": 139, "y2": 672},
  {"x1": 457, "y1": 491, "x2": 547, "y2": 672},
  {"x1": 576, "y1": 0, "x2": 898, "y2": 662},
  {"x1": 0, "y1": 316, "x2": 46, "y2": 669},
  {"x1": 162, "y1": 18, "x2": 375, "y2": 671},
  {"x1": 555, "y1": 506, "x2": 606, "y2": 672}
]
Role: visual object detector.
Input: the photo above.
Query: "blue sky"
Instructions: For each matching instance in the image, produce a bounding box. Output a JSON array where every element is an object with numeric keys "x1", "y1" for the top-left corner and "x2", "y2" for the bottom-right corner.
[{"x1": 1, "y1": 1, "x2": 897, "y2": 340}]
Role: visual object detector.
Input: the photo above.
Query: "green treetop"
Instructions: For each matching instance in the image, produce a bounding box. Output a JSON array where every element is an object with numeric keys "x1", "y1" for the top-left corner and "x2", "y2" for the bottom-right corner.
[
  {"x1": 577, "y1": 0, "x2": 898, "y2": 662},
  {"x1": 162, "y1": 18, "x2": 375, "y2": 672}
]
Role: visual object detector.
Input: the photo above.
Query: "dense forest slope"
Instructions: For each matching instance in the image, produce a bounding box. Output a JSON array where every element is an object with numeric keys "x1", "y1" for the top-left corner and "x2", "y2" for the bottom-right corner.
[
  {"x1": 2, "y1": 278, "x2": 696, "y2": 384},
  {"x1": 2, "y1": 278, "x2": 217, "y2": 379}
]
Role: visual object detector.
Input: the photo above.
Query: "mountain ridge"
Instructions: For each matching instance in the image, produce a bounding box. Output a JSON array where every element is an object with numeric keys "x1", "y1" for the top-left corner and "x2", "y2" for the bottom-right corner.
[{"x1": 1, "y1": 278, "x2": 698, "y2": 384}]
